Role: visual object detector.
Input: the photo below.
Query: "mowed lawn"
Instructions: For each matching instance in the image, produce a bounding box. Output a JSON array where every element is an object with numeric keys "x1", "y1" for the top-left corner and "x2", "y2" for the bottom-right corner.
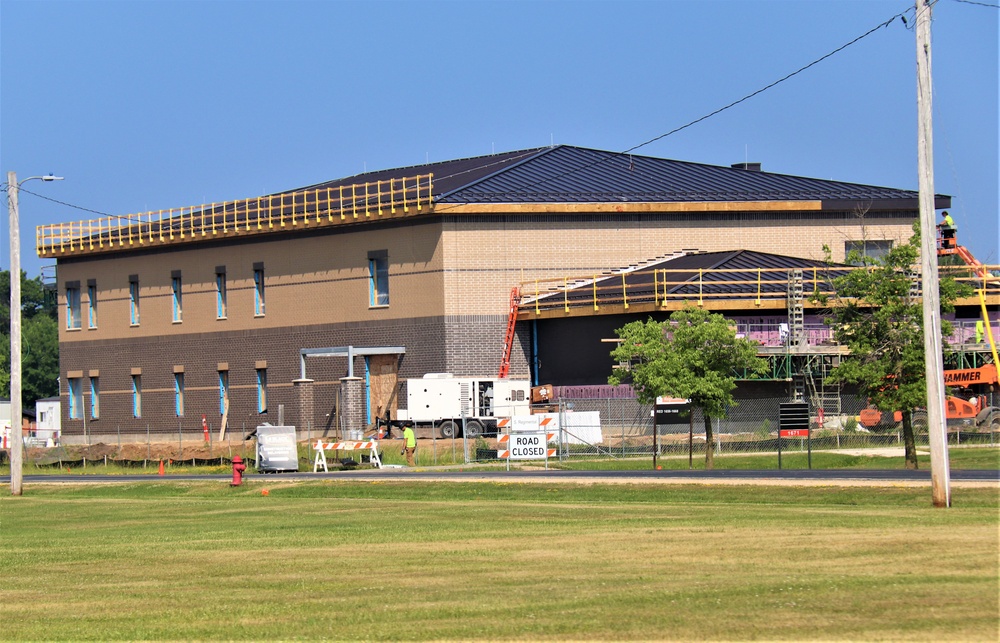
[{"x1": 1, "y1": 482, "x2": 997, "y2": 641}]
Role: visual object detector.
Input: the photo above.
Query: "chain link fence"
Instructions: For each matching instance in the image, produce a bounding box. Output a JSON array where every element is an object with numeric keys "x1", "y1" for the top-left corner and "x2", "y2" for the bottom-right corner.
[{"x1": 467, "y1": 391, "x2": 999, "y2": 464}]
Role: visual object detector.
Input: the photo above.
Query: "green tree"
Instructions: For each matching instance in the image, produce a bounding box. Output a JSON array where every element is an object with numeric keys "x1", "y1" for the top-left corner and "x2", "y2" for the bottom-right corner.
[
  {"x1": 0, "y1": 270, "x2": 60, "y2": 405},
  {"x1": 608, "y1": 306, "x2": 767, "y2": 469},
  {"x1": 821, "y1": 228, "x2": 968, "y2": 469}
]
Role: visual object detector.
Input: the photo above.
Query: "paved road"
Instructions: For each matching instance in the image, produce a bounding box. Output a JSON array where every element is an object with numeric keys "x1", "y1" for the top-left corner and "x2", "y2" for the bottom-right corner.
[{"x1": 4, "y1": 468, "x2": 998, "y2": 486}]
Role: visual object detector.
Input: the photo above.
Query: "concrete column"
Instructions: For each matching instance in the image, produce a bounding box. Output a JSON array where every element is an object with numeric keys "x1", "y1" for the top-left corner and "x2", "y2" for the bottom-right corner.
[
  {"x1": 293, "y1": 379, "x2": 314, "y2": 435},
  {"x1": 339, "y1": 377, "x2": 364, "y2": 438}
]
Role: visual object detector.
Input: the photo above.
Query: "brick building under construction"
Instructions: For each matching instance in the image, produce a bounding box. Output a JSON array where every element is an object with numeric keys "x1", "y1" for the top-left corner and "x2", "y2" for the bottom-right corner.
[{"x1": 37, "y1": 145, "x2": 995, "y2": 441}]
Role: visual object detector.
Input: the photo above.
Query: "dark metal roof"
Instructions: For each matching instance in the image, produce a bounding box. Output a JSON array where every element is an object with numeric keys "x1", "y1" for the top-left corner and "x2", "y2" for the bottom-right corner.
[
  {"x1": 531, "y1": 249, "x2": 851, "y2": 309},
  {"x1": 294, "y1": 145, "x2": 946, "y2": 207}
]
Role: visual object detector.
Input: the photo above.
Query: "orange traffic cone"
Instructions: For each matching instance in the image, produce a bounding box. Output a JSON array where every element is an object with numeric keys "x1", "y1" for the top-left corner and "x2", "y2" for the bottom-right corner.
[{"x1": 158, "y1": 460, "x2": 165, "y2": 476}]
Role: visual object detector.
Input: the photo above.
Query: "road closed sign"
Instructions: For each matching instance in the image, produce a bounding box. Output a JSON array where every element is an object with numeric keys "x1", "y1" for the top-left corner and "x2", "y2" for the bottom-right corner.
[{"x1": 498, "y1": 432, "x2": 556, "y2": 460}]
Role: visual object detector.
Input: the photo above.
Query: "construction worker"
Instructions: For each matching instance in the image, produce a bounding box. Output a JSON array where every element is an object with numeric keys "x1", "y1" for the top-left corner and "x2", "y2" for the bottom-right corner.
[
  {"x1": 940, "y1": 211, "x2": 956, "y2": 249},
  {"x1": 976, "y1": 320, "x2": 985, "y2": 344},
  {"x1": 401, "y1": 423, "x2": 416, "y2": 466}
]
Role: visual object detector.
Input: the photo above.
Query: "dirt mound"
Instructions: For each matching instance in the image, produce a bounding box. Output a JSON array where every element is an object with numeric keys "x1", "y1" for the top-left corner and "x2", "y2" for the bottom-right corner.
[{"x1": 25, "y1": 441, "x2": 254, "y2": 463}]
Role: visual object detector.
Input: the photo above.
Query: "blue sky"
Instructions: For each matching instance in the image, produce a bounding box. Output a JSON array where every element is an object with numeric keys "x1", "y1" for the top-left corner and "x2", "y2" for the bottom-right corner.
[{"x1": 2, "y1": 0, "x2": 997, "y2": 278}]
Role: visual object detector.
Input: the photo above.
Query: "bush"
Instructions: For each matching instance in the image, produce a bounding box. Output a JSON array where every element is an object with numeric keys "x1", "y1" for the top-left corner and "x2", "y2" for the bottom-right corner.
[{"x1": 754, "y1": 419, "x2": 772, "y2": 440}]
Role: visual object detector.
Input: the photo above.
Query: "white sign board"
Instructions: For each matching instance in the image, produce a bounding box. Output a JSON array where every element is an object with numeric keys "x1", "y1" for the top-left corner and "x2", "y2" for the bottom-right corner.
[
  {"x1": 507, "y1": 432, "x2": 549, "y2": 460},
  {"x1": 509, "y1": 416, "x2": 540, "y2": 432}
]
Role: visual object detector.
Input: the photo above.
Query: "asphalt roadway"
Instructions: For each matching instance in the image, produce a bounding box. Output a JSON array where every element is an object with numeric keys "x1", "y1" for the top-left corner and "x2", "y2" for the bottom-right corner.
[{"x1": 4, "y1": 467, "x2": 999, "y2": 486}]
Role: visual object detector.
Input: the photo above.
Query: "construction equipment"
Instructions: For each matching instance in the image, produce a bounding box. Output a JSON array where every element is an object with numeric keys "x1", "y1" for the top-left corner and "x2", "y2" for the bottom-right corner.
[{"x1": 397, "y1": 373, "x2": 531, "y2": 438}]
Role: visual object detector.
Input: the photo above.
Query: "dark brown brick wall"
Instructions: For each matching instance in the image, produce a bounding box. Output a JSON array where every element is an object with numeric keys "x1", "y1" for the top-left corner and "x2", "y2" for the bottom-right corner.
[{"x1": 59, "y1": 316, "x2": 530, "y2": 437}]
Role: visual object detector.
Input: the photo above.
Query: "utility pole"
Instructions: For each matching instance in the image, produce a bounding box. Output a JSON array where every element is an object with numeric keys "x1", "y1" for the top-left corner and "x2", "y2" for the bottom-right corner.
[
  {"x1": 915, "y1": 0, "x2": 950, "y2": 507},
  {"x1": 7, "y1": 171, "x2": 24, "y2": 495},
  {"x1": 7, "y1": 171, "x2": 63, "y2": 496}
]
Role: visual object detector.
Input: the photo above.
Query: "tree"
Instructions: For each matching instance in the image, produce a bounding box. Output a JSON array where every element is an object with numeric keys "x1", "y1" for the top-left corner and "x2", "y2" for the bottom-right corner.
[
  {"x1": 608, "y1": 306, "x2": 767, "y2": 469},
  {"x1": 0, "y1": 270, "x2": 60, "y2": 405},
  {"x1": 820, "y1": 228, "x2": 968, "y2": 469}
]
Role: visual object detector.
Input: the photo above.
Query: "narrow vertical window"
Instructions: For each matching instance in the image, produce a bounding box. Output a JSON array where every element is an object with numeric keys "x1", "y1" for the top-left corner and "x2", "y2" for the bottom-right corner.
[
  {"x1": 174, "y1": 372, "x2": 185, "y2": 416},
  {"x1": 87, "y1": 280, "x2": 98, "y2": 329},
  {"x1": 171, "y1": 271, "x2": 183, "y2": 322},
  {"x1": 132, "y1": 374, "x2": 142, "y2": 418},
  {"x1": 129, "y1": 275, "x2": 140, "y2": 326},
  {"x1": 68, "y1": 377, "x2": 82, "y2": 419},
  {"x1": 218, "y1": 370, "x2": 229, "y2": 415},
  {"x1": 253, "y1": 263, "x2": 265, "y2": 316},
  {"x1": 215, "y1": 266, "x2": 227, "y2": 319},
  {"x1": 256, "y1": 367, "x2": 267, "y2": 414},
  {"x1": 65, "y1": 282, "x2": 82, "y2": 330},
  {"x1": 89, "y1": 376, "x2": 100, "y2": 420},
  {"x1": 368, "y1": 250, "x2": 389, "y2": 306}
]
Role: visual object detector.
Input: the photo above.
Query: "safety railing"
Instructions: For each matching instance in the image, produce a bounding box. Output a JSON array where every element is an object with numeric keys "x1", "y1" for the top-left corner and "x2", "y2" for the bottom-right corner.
[
  {"x1": 36, "y1": 174, "x2": 434, "y2": 257},
  {"x1": 518, "y1": 264, "x2": 1000, "y2": 315}
]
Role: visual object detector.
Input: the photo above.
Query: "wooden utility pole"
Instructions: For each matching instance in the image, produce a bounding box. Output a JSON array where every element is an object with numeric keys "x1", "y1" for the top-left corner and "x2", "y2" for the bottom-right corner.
[
  {"x1": 915, "y1": 0, "x2": 951, "y2": 507},
  {"x1": 7, "y1": 171, "x2": 23, "y2": 496}
]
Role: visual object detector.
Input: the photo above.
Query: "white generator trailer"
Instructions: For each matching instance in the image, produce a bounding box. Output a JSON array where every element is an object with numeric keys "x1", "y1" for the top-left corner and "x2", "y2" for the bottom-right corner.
[{"x1": 397, "y1": 374, "x2": 531, "y2": 438}]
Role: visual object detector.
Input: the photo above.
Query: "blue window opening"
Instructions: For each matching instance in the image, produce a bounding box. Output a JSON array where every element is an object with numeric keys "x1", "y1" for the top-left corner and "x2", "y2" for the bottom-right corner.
[
  {"x1": 68, "y1": 377, "x2": 82, "y2": 419},
  {"x1": 174, "y1": 373, "x2": 185, "y2": 417},
  {"x1": 172, "y1": 275, "x2": 183, "y2": 322},
  {"x1": 129, "y1": 279, "x2": 140, "y2": 326},
  {"x1": 256, "y1": 368, "x2": 267, "y2": 414},
  {"x1": 87, "y1": 284, "x2": 98, "y2": 329},
  {"x1": 66, "y1": 287, "x2": 81, "y2": 330},
  {"x1": 132, "y1": 375, "x2": 142, "y2": 418},
  {"x1": 253, "y1": 268, "x2": 265, "y2": 316},
  {"x1": 218, "y1": 371, "x2": 229, "y2": 415},
  {"x1": 368, "y1": 252, "x2": 388, "y2": 307},
  {"x1": 216, "y1": 272, "x2": 227, "y2": 319},
  {"x1": 90, "y1": 377, "x2": 100, "y2": 420}
]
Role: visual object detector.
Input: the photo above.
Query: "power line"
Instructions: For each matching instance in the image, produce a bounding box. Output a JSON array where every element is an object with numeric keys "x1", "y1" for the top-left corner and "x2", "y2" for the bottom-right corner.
[
  {"x1": 949, "y1": 0, "x2": 999, "y2": 8},
  {"x1": 2, "y1": 184, "x2": 114, "y2": 217},
  {"x1": 439, "y1": 6, "x2": 916, "y2": 203}
]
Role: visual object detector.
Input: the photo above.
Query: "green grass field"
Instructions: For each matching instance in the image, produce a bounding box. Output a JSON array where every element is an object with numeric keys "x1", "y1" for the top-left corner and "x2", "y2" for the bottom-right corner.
[{"x1": 2, "y1": 481, "x2": 997, "y2": 641}]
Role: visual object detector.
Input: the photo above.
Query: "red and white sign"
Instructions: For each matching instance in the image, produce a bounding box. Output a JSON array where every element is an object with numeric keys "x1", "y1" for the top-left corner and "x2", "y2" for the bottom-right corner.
[{"x1": 779, "y1": 429, "x2": 810, "y2": 438}]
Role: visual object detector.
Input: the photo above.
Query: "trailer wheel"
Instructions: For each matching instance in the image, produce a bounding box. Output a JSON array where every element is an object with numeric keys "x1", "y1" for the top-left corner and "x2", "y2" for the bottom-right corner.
[
  {"x1": 911, "y1": 411, "x2": 928, "y2": 431},
  {"x1": 464, "y1": 420, "x2": 484, "y2": 439},
  {"x1": 439, "y1": 420, "x2": 458, "y2": 439}
]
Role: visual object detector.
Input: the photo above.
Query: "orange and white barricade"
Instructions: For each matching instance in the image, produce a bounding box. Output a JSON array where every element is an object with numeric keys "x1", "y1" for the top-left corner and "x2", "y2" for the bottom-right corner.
[{"x1": 313, "y1": 440, "x2": 381, "y2": 472}]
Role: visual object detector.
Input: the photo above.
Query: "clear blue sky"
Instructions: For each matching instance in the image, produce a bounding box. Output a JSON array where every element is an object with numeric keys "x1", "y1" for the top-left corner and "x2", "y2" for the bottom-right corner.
[{"x1": 2, "y1": 0, "x2": 997, "y2": 278}]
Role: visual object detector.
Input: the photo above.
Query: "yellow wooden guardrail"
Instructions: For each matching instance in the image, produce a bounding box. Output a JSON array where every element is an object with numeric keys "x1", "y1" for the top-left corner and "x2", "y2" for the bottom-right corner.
[
  {"x1": 36, "y1": 174, "x2": 433, "y2": 257},
  {"x1": 519, "y1": 264, "x2": 1000, "y2": 314}
]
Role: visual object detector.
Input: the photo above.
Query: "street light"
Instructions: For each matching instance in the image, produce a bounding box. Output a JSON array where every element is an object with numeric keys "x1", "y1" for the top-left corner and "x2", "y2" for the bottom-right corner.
[{"x1": 6, "y1": 172, "x2": 64, "y2": 496}]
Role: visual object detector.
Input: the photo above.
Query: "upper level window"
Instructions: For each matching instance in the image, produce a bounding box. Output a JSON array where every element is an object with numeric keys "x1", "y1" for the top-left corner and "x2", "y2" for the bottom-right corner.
[
  {"x1": 129, "y1": 275, "x2": 140, "y2": 326},
  {"x1": 215, "y1": 267, "x2": 227, "y2": 319},
  {"x1": 845, "y1": 240, "x2": 893, "y2": 265},
  {"x1": 368, "y1": 250, "x2": 389, "y2": 307},
  {"x1": 171, "y1": 271, "x2": 183, "y2": 322},
  {"x1": 65, "y1": 282, "x2": 81, "y2": 330},
  {"x1": 87, "y1": 280, "x2": 98, "y2": 329},
  {"x1": 253, "y1": 263, "x2": 265, "y2": 316}
]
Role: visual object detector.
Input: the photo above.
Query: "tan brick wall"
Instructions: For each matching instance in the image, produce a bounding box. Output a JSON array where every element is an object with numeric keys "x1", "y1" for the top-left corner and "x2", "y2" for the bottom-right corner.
[
  {"x1": 440, "y1": 213, "x2": 915, "y2": 314},
  {"x1": 58, "y1": 223, "x2": 448, "y2": 343}
]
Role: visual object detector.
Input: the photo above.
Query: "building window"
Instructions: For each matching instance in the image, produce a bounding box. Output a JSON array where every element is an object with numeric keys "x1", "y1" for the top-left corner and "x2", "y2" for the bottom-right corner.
[
  {"x1": 89, "y1": 376, "x2": 100, "y2": 420},
  {"x1": 65, "y1": 284, "x2": 82, "y2": 330},
  {"x1": 845, "y1": 240, "x2": 893, "y2": 265},
  {"x1": 253, "y1": 263, "x2": 265, "y2": 316},
  {"x1": 256, "y1": 367, "x2": 267, "y2": 414},
  {"x1": 171, "y1": 271, "x2": 183, "y2": 323},
  {"x1": 218, "y1": 370, "x2": 229, "y2": 415},
  {"x1": 129, "y1": 275, "x2": 140, "y2": 326},
  {"x1": 87, "y1": 281, "x2": 98, "y2": 329},
  {"x1": 368, "y1": 250, "x2": 389, "y2": 307},
  {"x1": 68, "y1": 377, "x2": 82, "y2": 419},
  {"x1": 132, "y1": 374, "x2": 142, "y2": 418},
  {"x1": 174, "y1": 372, "x2": 185, "y2": 417},
  {"x1": 216, "y1": 268, "x2": 227, "y2": 319}
]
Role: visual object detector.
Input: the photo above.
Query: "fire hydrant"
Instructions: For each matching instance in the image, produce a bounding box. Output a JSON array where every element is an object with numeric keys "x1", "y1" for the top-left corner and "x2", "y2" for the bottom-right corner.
[{"x1": 231, "y1": 455, "x2": 247, "y2": 487}]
